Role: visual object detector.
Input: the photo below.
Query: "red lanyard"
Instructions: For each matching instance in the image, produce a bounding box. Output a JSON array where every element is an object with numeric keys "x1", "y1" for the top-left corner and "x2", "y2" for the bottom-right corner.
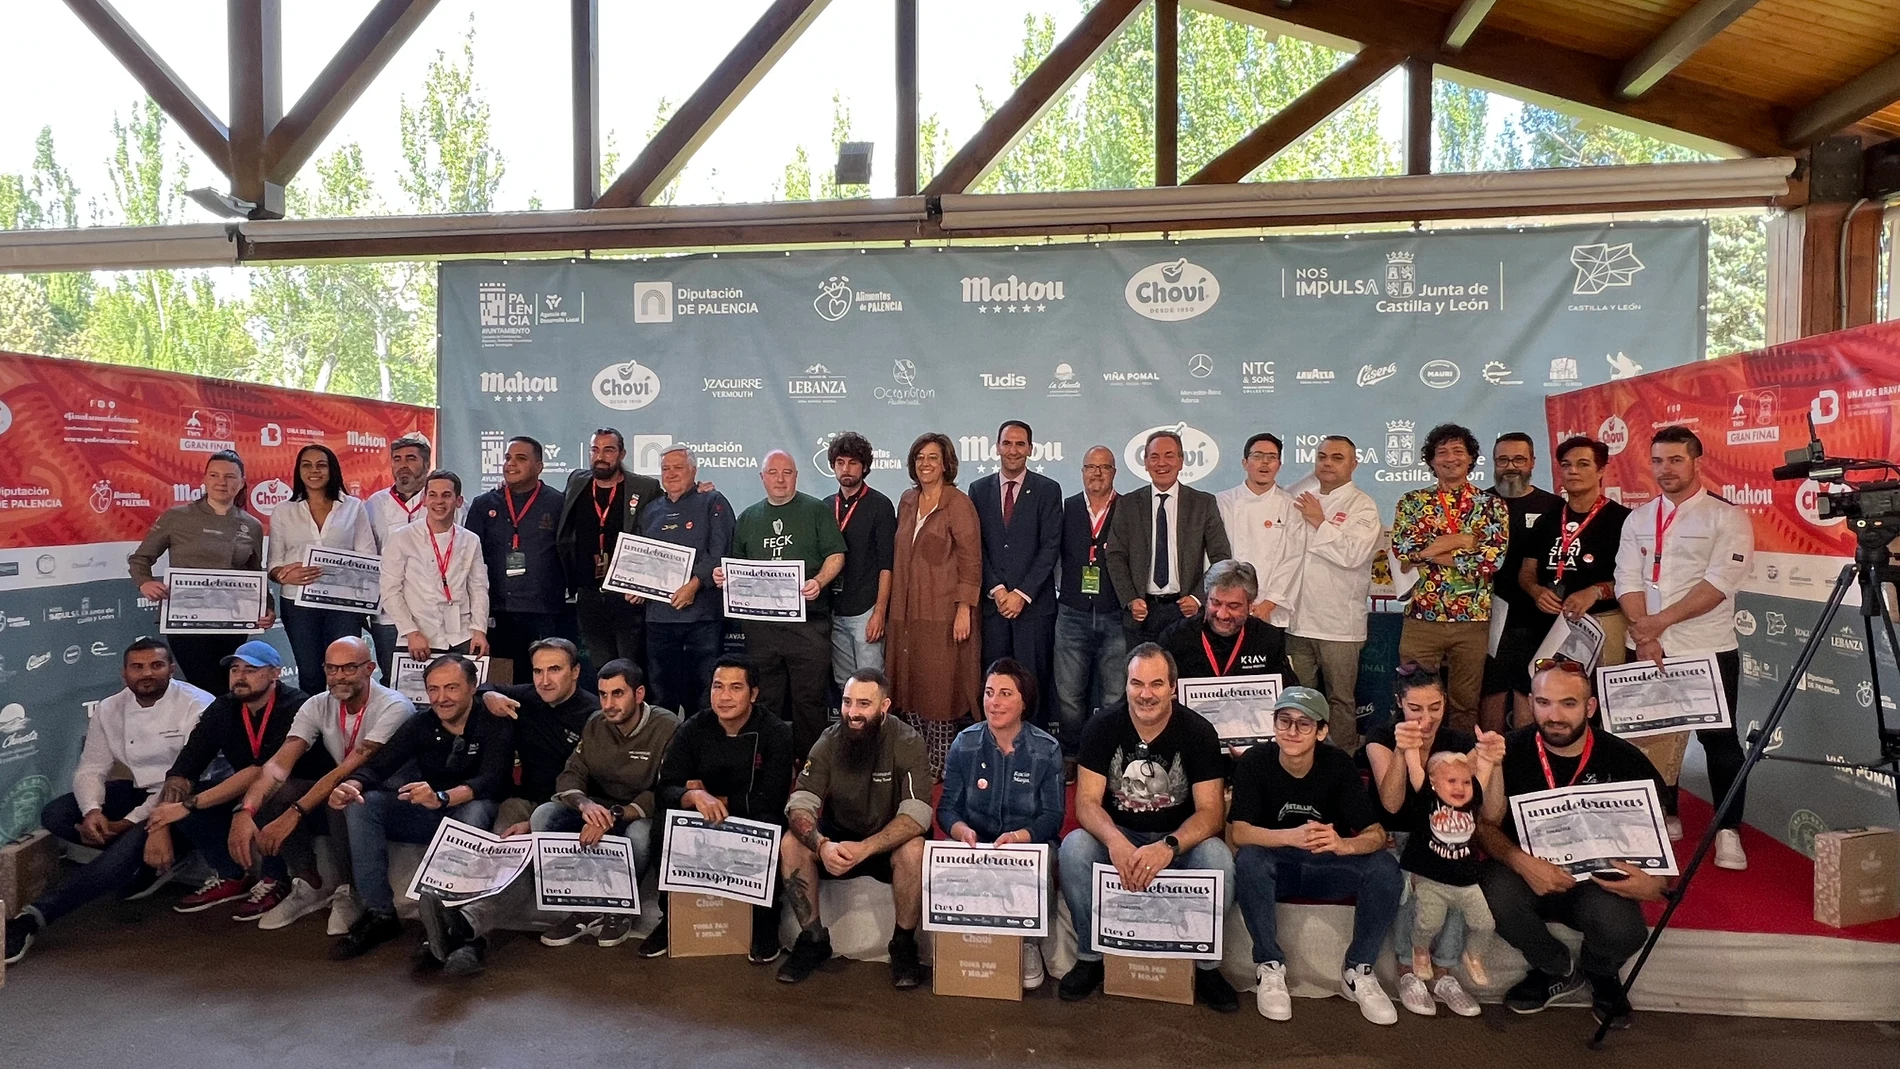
[
  {"x1": 242, "y1": 688, "x2": 278, "y2": 761},
  {"x1": 1536, "y1": 728, "x2": 1595, "y2": 789},
  {"x1": 1650, "y1": 498, "x2": 1683, "y2": 584},
  {"x1": 1087, "y1": 495, "x2": 1115, "y2": 564},
  {"x1": 338, "y1": 696, "x2": 367, "y2": 755},
  {"x1": 593, "y1": 480, "x2": 619, "y2": 554},
  {"x1": 834, "y1": 489, "x2": 863, "y2": 533},
  {"x1": 428, "y1": 526, "x2": 456, "y2": 600},
  {"x1": 503, "y1": 484, "x2": 541, "y2": 551},
  {"x1": 388, "y1": 486, "x2": 422, "y2": 523},
  {"x1": 1437, "y1": 486, "x2": 1469, "y2": 532},
  {"x1": 1200, "y1": 622, "x2": 1247, "y2": 677},
  {"x1": 1553, "y1": 496, "x2": 1607, "y2": 582}
]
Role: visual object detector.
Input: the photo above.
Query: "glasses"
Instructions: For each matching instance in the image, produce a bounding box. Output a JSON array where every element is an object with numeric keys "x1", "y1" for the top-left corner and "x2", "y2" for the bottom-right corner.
[
  {"x1": 1532, "y1": 658, "x2": 1586, "y2": 675},
  {"x1": 321, "y1": 660, "x2": 371, "y2": 675},
  {"x1": 1082, "y1": 464, "x2": 1115, "y2": 473},
  {"x1": 1273, "y1": 715, "x2": 1319, "y2": 735},
  {"x1": 1245, "y1": 452, "x2": 1280, "y2": 462}
]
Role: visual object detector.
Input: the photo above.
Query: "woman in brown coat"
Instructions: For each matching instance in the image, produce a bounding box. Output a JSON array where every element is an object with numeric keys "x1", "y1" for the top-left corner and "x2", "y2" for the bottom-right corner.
[{"x1": 887, "y1": 431, "x2": 983, "y2": 776}]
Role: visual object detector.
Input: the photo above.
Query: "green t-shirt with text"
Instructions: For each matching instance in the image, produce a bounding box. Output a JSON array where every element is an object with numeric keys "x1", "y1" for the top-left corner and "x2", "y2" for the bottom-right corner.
[{"x1": 732, "y1": 492, "x2": 846, "y2": 620}]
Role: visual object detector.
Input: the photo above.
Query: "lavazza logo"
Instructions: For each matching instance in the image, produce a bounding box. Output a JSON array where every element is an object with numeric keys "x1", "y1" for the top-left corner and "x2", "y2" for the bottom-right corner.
[
  {"x1": 592, "y1": 360, "x2": 660, "y2": 411},
  {"x1": 480, "y1": 371, "x2": 558, "y2": 402},
  {"x1": 961, "y1": 274, "x2": 1064, "y2": 314},
  {"x1": 813, "y1": 275, "x2": 903, "y2": 321},
  {"x1": 1123, "y1": 423, "x2": 1219, "y2": 485},
  {"x1": 1124, "y1": 259, "x2": 1220, "y2": 322}
]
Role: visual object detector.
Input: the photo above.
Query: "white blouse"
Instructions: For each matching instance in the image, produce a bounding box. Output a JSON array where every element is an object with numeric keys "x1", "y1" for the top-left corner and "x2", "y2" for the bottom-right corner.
[{"x1": 266, "y1": 495, "x2": 378, "y2": 598}]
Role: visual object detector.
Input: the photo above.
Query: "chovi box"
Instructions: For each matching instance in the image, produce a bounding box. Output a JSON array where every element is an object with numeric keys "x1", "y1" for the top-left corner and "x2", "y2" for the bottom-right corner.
[{"x1": 1814, "y1": 827, "x2": 1900, "y2": 929}]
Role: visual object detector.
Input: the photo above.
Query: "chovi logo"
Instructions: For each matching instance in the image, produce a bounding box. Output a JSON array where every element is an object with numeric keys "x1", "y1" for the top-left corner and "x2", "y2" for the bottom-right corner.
[
  {"x1": 1125, "y1": 258, "x2": 1220, "y2": 322},
  {"x1": 1123, "y1": 423, "x2": 1221, "y2": 485},
  {"x1": 592, "y1": 360, "x2": 661, "y2": 411}
]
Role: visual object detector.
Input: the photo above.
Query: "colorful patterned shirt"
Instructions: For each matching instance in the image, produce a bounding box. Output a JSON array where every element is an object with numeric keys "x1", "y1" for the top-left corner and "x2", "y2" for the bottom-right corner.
[{"x1": 1390, "y1": 482, "x2": 1510, "y2": 622}]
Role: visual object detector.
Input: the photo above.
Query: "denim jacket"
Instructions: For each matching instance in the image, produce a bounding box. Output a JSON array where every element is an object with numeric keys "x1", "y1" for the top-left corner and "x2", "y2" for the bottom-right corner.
[{"x1": 937, "y1": 721, "x2": 1065, "y2": 845}]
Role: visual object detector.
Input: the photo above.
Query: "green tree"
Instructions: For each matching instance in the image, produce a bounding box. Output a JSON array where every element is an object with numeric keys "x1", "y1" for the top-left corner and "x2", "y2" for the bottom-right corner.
[
  {"x1": 0, "y1": 128, "x2": 93, "y2": 355},
  {"x1": 399, "y1": 18, "x2": 506, "y2": 216}
]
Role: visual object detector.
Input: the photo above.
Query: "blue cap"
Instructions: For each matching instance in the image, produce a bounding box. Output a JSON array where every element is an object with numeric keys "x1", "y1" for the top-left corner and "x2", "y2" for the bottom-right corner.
[{"x1": 221, "y1": 640, "x2": 282, "y2": 669}]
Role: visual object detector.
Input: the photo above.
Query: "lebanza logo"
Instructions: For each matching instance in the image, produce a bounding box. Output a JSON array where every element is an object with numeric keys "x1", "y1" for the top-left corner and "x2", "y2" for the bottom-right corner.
[
  {"x1": 1356, "y1": 362, "x2": 1397, "y2": 387},
  {"x1": 1419, "y1": 360, "x2": 1461, "y2": 389},
  {"x1": 1123, "y1": 423, "x2": 1220, "y2": 485},
  {"x1": 815, "y1": 276, "x2": 852, "y2": 322},
  {"x1": 592, "y1": 360, "x2": 660, "y2": 411},
  {"x1": 1125, "y1": 259, "x2": 1220, "y2": 322}
]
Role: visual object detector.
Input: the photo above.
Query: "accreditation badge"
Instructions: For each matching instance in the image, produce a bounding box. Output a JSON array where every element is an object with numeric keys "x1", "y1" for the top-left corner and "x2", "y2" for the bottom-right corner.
[
  {"x1": 505, "y1": 551, "x2": 528, "y2": 578},
  {"x1": 1080, "y1": 566, "x2": 1102, "y2": 595}
]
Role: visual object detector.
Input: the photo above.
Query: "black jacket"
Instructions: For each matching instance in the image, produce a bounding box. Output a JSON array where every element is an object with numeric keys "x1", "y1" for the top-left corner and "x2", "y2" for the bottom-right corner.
[
  {"x1": 658, "y1": 707, "x2": 795, "y2": 825},
  {"x1": 555, "y1": 466, "x2": 663, "y2": 596}
]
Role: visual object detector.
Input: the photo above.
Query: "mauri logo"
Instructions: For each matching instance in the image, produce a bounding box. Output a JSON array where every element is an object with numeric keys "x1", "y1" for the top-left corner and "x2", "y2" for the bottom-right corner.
[
  {"x1": 1356, "y1": 362, "x2": 1397, "y2": 387},
  {"x1": 1419, "y1": 360, "x2": 1461, "y2": 389},
  {"x1": 251, "y1": 479, "x2": 293, "y2": 515},
  {"x1": 592, "y1": 360, "x2": 661, "y2": 411},
  {"x1": 1125, "y1": 259, "x2": 1220, "y2": 322},
  {"x1": 1569, "y1": 242, "x2": 1645, "y2": 295},
  {"x1": 815, "y1": 276, "x2": 853, "y2": 322},
  {"x1": 1123, "y1": 423, "x2": 1220, "y2": 485}
]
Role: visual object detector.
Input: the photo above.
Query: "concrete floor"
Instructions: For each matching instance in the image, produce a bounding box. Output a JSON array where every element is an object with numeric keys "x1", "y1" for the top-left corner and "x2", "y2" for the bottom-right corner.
[{"x1": 2, "y1": 895, "x2": 1895, "y2": 1069}]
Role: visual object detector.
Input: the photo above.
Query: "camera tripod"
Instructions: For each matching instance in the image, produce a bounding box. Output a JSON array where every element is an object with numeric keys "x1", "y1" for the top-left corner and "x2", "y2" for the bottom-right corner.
[{"x1": 1590, "y1": 518, "x2": 1900, "y2": 1048}]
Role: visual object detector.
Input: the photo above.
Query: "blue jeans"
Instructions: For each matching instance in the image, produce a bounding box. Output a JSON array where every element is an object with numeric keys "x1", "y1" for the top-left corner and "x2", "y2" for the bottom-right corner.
[
  {"x1": 830, "y1": 607, "x2": 886, "y2": 690},
  {"x1": 346, "y1": 790, "x2": 499, "y2": 914},
  {"x1": 1058, "y1": 826, "x2": 1236, "y2": 968},
  {"x1": 1233, "y1": 844, "x2": 1403, "y2": 969},
  {"x1": 280, "y1": 598, "x2": 367, "y2": 696},
  {"x1": 647, "y1": 619, "x2": 723, "y2": 713},
  {"x1": 30, "y1": 786, "x2": 151, "y2": 925},
  {"x1": 1053, "y1": 603, "x2": 1127, "y2": 755},
  {"x1": 530, "y1": 801, "x2": 656, "y2": 877}
]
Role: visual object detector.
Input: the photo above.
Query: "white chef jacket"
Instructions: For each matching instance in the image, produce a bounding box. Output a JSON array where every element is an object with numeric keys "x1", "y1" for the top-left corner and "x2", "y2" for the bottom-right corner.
[
  {"x1": 71, "y1": 680, "x2": 215, "y2": 823},
  {"x1": 1287, "y1": 482, "x2": 1383, "y2": 643},
  {"x1": 1216, "y1": 481, "x2": 1305, "y2": 628},
  {"x1": 1614, "y1": 488, "x2": 1754, "y2": 655},
  {"x1": 380, "y1": 520, "x2": 490, "y2": 649}
]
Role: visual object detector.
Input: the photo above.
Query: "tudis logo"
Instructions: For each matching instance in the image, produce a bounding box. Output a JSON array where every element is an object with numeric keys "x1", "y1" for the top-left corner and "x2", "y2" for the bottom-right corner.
[
  {"x1": 1125, "y1": 259, "x2": 1220, "y2": 322},
  {"x1": 592, "y1": 360, "x2": 661, "y2": 411}
]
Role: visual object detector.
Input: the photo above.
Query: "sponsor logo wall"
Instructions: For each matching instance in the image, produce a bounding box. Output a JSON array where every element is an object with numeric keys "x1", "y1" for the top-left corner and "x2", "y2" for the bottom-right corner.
[{"x1": 0, "y1": 350, "x2": 435, "y2": 840}]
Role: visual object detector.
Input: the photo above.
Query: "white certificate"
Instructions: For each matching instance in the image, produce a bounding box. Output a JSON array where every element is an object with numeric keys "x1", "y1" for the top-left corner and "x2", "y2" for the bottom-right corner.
[
  {"x1": 922, "y1": 841, "x2": 1050, "y2": 938},
  {"x1": 721, "y1": 558, "x2": 807, "y2": 622},
  {"x1": 159, "y1": 568, "x2": 269, "y2": 634},
  {"x1": 1509, "y1": 781, "x2": 1678, "y2": 880},
  {"x1": 1529, "y1": 611, "x2": 1606, "y2": 675},
  {"x1": 532, "y1": 832, "x2": 641, "y2": 915},
  {"x1": 392, "y1": 653, "x2": 490, "y2": 703},
  {"x1": 1089, "y1": 863, "x2": 1224, "y2": 960},
  {"x1": 601, "y1": 533, "x2": 695, "y2": 601},
  {"x1": 405, "y1": 818, "x2": 535, "y2": 905},
  {"x1": 1595, "y1": 654, "x2": 1732, "y2": 739},
  {"x1": 292, "y1": 546, "x2": 382, "y2": 612},
  {"x1": 657, "y1": 810, "x2": 782, "y2": 908},
  {"x1": 1178, "y1": 674, "x2": 1282, "y2": 748}
]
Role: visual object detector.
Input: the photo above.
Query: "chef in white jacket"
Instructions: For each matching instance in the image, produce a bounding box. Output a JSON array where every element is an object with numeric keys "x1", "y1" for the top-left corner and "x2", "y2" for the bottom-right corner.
[
  {"x1": 1284, "y1": 434, "x2": 1383, "y2": 753},
  {"x1": 380, "y1": 469, "x2": 489, "y2": 661}
]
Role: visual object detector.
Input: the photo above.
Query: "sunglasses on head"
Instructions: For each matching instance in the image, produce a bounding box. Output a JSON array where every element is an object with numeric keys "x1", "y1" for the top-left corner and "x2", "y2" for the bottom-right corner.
[{"x1": 1533, "y1": 657, "x2": 1586, "y2": 675}]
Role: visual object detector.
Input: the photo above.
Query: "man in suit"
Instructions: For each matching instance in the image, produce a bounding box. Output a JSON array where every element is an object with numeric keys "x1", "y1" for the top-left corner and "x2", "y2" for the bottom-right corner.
[
  {"x1": 971, "y1": 420, "x2": 1064, "y2": 726},
  {"x1": 555, "y1": 428, "x2": 663, "y2": 672},
  {"x1": 1106, "y1": 429, "x2": 1233, "y2": 647}
]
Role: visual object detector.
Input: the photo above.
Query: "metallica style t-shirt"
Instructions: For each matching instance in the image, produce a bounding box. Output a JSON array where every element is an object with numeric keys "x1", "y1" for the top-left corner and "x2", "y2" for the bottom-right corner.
[{"x1": 1077, "y1": 702, "x2": 1224, "y2": 835}]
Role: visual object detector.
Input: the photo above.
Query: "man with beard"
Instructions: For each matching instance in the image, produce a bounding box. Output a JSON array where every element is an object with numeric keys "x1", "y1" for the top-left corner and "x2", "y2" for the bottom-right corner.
[
  {"x1": 777, "y1": 669, "x2": 933, "y2": 988},
  {"x1": 1161, "y1": 559, "x2": 1295, "y2": 686},
  {"x1": 477, "y1": 637, "x2": 600, "y2": 831},
  {"x1": 5, "y1": 639, "x2": 212, "y2": 965},
  {"x1": 367, "y1": 433, "x2": 441, "y2": 679},
  {"x1": 825, "y1": 432, "x2": 896, "y2": 690},
  {"x1": 557, "y1": 428, "x2": 662, "y2": 670},
  {"x1": 230, "y1": 636, "x2": 413, "y2": 932},
  {"x1": 1481, "y1": 433, "x2": 1565, "y2": 734},
  {"x1": 1058, "y1": 644, "x2": 1238, "y2": 1012},
  {"x1": 637, "y1": 444, "x2": 733, "y2": 713},
  {"x1": 1476, "y1": 664, "x2": 1668, "y2": 1027},
  {"x1": 467, "y1": 437, "x2": 569, "y2": 670}
]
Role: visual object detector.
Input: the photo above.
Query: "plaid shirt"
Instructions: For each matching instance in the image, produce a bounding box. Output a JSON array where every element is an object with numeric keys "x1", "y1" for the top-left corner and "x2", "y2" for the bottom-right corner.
[{"x1": 1390, "y1": 483, "x2": 1510, "y2": 622}]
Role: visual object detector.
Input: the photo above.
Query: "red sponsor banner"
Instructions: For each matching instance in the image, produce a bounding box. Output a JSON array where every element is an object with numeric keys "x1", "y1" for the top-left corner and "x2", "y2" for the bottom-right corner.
[
  {"x1": 1545, "y1": 321, "x2": 1900, "y2": 600},
  {"x1": 0, "y1": 350, "x2": 436, "y2": 551}
]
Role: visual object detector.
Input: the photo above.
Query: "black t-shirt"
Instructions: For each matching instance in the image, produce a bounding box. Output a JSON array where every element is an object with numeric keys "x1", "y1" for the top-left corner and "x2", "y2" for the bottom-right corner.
[
  {"x1": 1078, "y1": 702, "x2": 1225, "y2": 835},
  {"x1": 1399, "y1": 789, "x2": 1484, "y2": 886},
  {"x1": 1363, "y1": 720, "x2": 1475, "y2": 816},
  {"x1": 827, "y1": 486, "x2": 897, "y2": 618},
  {"x1": 1521, "y1": 497, "x2": 1632, "y2": 626},
  {"x1": 1489, "y1": 485, "x2": 1565, "y2": 628},
  {"x1": 1229, "y1": 742, "x2": 1379, "y2": 836},
  {"x1": 1160, "y1": 616, "x2": 1294, "y2": 682},
  {"x1": 1497, "y1": 725, "x2": 1667, "y2": 845}
]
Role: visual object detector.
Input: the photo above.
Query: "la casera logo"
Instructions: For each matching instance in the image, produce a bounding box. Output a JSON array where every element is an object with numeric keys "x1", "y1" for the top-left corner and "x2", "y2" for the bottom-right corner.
[
  {"x1": 1125, "y1": 259, "x2": 1220, "y2": 322},
  {"x1": 592, "y1": 360, "x2": 661, "y2": 411}
]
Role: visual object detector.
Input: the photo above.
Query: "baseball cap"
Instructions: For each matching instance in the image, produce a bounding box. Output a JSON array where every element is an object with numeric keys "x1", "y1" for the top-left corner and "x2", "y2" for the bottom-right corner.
[
  {"x1": 1272, "y1": 686, "x2": 1329, "y2": 725},
  {"x1": 221, "y1": 640, "x2": 283, "y2": 669}
]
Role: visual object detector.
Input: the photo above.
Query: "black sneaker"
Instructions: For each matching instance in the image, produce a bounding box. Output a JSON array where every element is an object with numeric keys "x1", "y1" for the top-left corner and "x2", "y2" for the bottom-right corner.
[
  {"x1": 411, "y1": 936, "x2": 443, "y2": 972},
  {"x1": 418, "y1": 892, "x2": 472, "y2": 963},
  {"x1": 1058, "y1": 958, "x2": 1105, "y2": 1002},
  {"x1": 776, "y1": 930, "x2": 833, "y2": 984},
  {"x1": 118, "y1": 865, "x2": 173, "y2": 902},
  {"x1": 5, "y1": 912, "x2": 40, "y2": 965},
  {"x1": 330, "y1": 910, "x2": 403, "y2": 961},
  {"x1": 1587, "y1": 971, "x2": 1633, "y2": 1029},
  {"x1": 638, "y1": 917, "x2": 669, "y2": 958},
  {"x1": 748, "y1": 923, "x2": 783, "y2": 964},
  {"x1": 443, "y1": 936, "x2": 487, "y2": 978},
  {"x1": 1505, "y1": 966, "x2": 1588, "y2": 1014},
  {"x1": 889, "y1": 930, "x2": 925, "y2": 990},
  {"x1": 1195, "y1": 966, "x2": 1239, "y2": 1013}
]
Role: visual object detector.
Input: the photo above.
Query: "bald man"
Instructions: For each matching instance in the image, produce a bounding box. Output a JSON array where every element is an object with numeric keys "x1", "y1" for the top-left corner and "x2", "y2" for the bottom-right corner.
[
  {"x1": 1053, "y1": 445, "x2": 1126, "y2": 761},
  {"x1": 714, "y1": 449, "x2": 845, "y2": 758}
]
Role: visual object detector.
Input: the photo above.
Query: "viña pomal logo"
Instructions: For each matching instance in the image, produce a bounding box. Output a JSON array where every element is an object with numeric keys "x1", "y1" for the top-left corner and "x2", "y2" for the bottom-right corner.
[
  {"x1": 1125, "y1": 258, "x2": 1220, "y2": 322},
  {"x1": 592, "y1": 359, "x2": 661, "y2": 411}
]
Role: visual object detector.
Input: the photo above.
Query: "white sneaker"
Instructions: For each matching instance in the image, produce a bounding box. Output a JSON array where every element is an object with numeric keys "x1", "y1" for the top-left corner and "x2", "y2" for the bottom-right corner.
[
  {"x1": 1714, "y1": 829, "x2": 1749, "y2": 870},
  {"x1": 1021, "y1": 942, "x2": 1046, "y2": 990},
  {"x1": 1341, "y1": 964, "x2": 1398, "y2": 1025},
  {"x1": 1665, "y1": 816, "x2": 1684, "y2": 842},
  {"x1": 1397, "y1": 971, "x2": 1437, "y2": 1016},
  {"x1": 326, "y1": 884, "x2": 363, "y2": 936},
  {"x1": 1433, "y1": 972, "x2": 1482, "y2": 1017},
  {"x1": 258, "y1": 878, "x2": 330, "y2": 931},
  {"x1": 1254, "y1": 962, "x2": 1292, "y2": 1021}
]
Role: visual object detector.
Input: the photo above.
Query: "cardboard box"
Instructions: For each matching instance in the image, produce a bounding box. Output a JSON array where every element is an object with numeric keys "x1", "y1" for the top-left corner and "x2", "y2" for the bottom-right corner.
[
  {"x1": 1815, "y1": 827, "x2": 1900, "y2": 928},
  {"x1": 1, "y1": 897, "x2": 7, "y2": 988},
  {"x1": 1103, "y1": 954, "x2": 1195, "y2": 1005},
  {"x1": 931, "y1": 932, "x2": 1022, "y2": 1001},
  {"x1": 0, "y1": 830, "x2": 58, "y2": 915},
  {"x1": 667, "y1": 893, "x2": 751, "y2": 957}
]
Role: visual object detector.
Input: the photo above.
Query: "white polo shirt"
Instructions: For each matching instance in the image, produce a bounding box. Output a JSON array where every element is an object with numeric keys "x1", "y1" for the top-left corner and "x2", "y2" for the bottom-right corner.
[
  {"x1": 1614, "y1": 488, "x2": 1754, "y2": 655},
  {"x1": 71, "y1": 679, "x2": 215, "y2": 823},
  {"x1": 1287, "y1": 482, "x2": 1382, "y2": 643},
  {"x1": 288, "y1": 681, "x2": 414, "y2": 762}
]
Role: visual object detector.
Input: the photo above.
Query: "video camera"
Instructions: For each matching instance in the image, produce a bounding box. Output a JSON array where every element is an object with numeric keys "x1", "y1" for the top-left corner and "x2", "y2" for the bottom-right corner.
[{"x1": 1772, "y1": 419, "x2": 1900, "y2": 529}]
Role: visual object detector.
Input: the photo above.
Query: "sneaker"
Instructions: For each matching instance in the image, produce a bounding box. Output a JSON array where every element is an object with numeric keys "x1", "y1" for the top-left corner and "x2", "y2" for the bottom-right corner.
[
  {"x1": 1588, "y1": 971, "x2": 1633, "y2": 1029},
  {"x1": 1397, "y1": 971, "x2": 1437, "y2": 1017},
  {"x1": 1195, "y1": 966, "x2": 1239, "y2": 1013},
  {"x1": 1433, "y1": 972, "x2": 1482, "y2": 1017},
  {"x1": 1505, "y1": 966, "x2": 1589, "y2": 1013},
  {"x1": 1665, "y1": 815, "x2": 1684, "y2": 842},
  {"x1": 330, "y1": 910, "x2": 403, "y2": 961},
  {"x1": 1021, "y1": 942, "x2": 1046, "y2": 990},
  {"x1": 5, "y1": 911, "x2": 40, "y2": 965},
  {"x1": 889, "y1": 930, "x2": 924, "y2": 990},
  {"x1": 597, "y1": 914, "x2": 637, "y2": 948},
  {"x1": 1254, "y1": 961, "x2": 1292, "y2": 1021},
  {"x1": 326, "y1": 885, "x2": 363, "y2": 937},
  {"x1": 443, "y1": 937, "x2": 487, "y2": 978},
  {"x1": 1340, "y1": 964, "x2": 1398, "y2": 1025},
  {"x1": 1058, "y1": 958, "x2": 1104, "y2": 1002},
  {"x1": 1714, "y1": 829, "x2": 1749, "y2": 871},
  {"x1": 418, "y1": 892, "x2": 473, "y2": 963},
  {"x1": 777, "y1": 930, "x2": 833, "y2": 984},
  {"x1": 257, "y1": 878, "x2": 329, "y2": 930},
  {"x1": 636, "y1": 916, "x2": 669, "y2": 956},
  {"x1": 748, "y1": 924, "x2": 783, "y2": 964},
  {"x1": 120, "y1": 865, "x2": 175, "y2": 902},
  {"x1": 540, "y1": 914, "x2": 602, "y2": 947},
  {"x1": 232, "y1": 878, "x2": 284, "y2": 922},
  {"x1": 411, "y1": 935, "x2": 443, "y2": 972},
  {"x1": 174, "y1": 876, "x2": 250, "y2": 914}
]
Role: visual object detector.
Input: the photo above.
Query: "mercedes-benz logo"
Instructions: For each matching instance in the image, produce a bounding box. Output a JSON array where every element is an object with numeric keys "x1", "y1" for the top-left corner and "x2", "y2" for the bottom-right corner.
[{"x1": 1187, "y1": 353, "x2": 1214, "y2": 378}]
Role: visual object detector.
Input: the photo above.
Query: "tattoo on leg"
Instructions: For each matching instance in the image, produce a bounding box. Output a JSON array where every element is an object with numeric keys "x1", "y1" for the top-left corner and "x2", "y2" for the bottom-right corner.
[{"x1": 787, "y1": 872, "x2": 818, "y2": 931}]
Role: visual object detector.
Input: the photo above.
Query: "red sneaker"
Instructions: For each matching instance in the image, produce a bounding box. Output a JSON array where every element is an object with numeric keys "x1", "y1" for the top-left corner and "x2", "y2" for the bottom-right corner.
[
  {"x1": 232, "y1": 878, "x2": 284, "y2": 922},
  {"x1": 174, "y1": 876, "x2": 251, "y2": 914}
]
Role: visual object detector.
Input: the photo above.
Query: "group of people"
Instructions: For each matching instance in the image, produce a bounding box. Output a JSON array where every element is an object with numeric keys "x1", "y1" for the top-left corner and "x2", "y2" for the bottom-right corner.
[{"x1": 5, "y1": 416, "x2": 1756, "y2": 1031}]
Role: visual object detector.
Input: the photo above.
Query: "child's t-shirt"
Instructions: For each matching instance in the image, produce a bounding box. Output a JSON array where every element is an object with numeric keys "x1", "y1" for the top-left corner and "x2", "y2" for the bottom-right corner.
[{"x1": 1399, "y1": 785, "x2": 1484, "y2": 887}]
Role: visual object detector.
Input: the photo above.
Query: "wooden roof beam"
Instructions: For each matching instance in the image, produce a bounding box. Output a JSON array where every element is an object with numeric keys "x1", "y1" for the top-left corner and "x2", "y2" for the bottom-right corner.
[
  {"x1": 262, "y1": 0, "x2": 440, "y2": 186},
  {"x1": 1187, "y1": 46, "x2": 1404, "y2": 184},
  {"x1": 1784, "y1": 49, "x2": 1900, "y2": 147},
  {"x1": 1442, "y1": 0, "x2": 1498, "y2": 53},
  {"x1": 922, "y1": 0, "x2": 1147, "y2": 195},
  {"x1": 597, "y1": 0, "x2": 831, "y2": 208},
  {"x1": 1616, "y1": 0, "x2": 1761, "y2": 100},
  {"x1": 62, "y1": 0, "x2": 230, "y2": 171}
]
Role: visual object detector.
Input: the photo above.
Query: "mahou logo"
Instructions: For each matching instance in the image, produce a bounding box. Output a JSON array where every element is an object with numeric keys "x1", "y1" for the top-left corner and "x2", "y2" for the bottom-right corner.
[
  {"x1": 1125, "y1": 259, "x2": 1220, "y2": 322},
  {"x1": 592, "y1": 360, "x2": 661, "y2": 411}
]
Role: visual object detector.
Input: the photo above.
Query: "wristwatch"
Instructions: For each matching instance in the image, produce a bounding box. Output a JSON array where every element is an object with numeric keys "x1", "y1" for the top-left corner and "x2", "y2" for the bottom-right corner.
[
  {"x1": 183, "y1": 793, "x2": 199, "y2": 812},
  {"x1": 434, "y1": 789, "x2": 451, "y2": 807},
  {"x1": 1162, "y1": 834, "x2": 1181, "y2": 859}
]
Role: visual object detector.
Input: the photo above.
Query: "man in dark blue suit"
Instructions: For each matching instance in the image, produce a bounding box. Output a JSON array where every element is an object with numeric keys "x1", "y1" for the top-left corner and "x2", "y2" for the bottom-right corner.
[{"x1": 971, "y1": 420, "x2": 1064, "y2": 728}]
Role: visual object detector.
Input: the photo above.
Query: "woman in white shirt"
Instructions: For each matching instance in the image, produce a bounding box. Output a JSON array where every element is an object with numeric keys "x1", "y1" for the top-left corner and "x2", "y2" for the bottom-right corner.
[{"x1": 268, "y1": 444, "x2": 378, "y2": 691}]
